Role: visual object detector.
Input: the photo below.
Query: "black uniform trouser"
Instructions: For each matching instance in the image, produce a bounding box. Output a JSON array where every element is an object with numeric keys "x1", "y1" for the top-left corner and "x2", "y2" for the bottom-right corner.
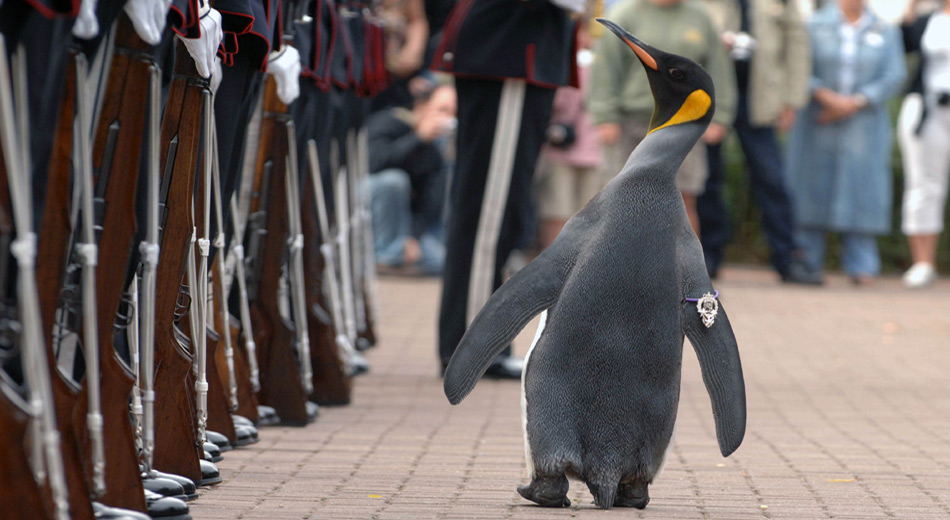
[
  {"x1": 437, "y1": 77, "x2": 554, "y2": 365},
  {"x1": 214, "y1": 55, "x2": 264, "y2": 253}
]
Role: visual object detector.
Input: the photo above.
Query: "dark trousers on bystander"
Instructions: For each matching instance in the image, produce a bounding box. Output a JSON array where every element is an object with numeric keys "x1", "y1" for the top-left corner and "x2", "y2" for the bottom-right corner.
[{"x1": 699, "y1": 84, "x2": 798, "y2": 278}]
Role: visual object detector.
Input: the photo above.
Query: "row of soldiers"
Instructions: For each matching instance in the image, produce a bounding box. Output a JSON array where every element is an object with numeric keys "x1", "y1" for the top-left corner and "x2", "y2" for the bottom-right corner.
[{"x1": 0, "y1": 0, "x2": 385, "y2": 518}]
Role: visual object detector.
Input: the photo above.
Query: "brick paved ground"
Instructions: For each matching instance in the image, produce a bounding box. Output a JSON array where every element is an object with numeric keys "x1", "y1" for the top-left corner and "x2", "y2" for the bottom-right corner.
[{"x1": 190, "y1": 268, "x2": 950, "y2": 519}]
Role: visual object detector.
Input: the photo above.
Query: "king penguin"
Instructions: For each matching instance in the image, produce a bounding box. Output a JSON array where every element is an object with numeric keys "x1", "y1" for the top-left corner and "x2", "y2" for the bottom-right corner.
[{"x1": 441, "y1": 19, "x2": 747, "y2": 510}]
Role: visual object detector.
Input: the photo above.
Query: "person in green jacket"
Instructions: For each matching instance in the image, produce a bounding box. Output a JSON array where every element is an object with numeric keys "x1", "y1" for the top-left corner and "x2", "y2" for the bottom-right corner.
[{"x1": 589, "y1": 0, "x2": 737, "y2": 233}]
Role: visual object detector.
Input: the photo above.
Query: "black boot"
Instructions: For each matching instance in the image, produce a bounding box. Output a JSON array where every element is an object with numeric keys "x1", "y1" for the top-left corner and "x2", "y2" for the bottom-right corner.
[
  {"x1": 146, "y1": 470, "x2": 198, "y2": 501},
  {"x1": 91, "y1": 501, "x2": 152, "y2": 520},
  {"x1": 199, "y1": 459, "x2": 222, "y2": 486},
  {"x1": 257, "y1": 405, "x2": 280, "y2": 425},
  {"x1": 144, "y1": 489, "x2": 191, "y2": 520},
  {"x1": 205, "y1": 430, "x2": 232, "y2": 452},
  {"x1": 142, "y1": 476, "x2": 186, "y2": 501}
]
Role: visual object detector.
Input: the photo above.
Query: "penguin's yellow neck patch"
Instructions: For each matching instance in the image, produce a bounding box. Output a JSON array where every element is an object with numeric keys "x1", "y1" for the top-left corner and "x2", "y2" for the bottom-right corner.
[{"x1": 648, "y1": 89, "x2": 712, "y2": 135}]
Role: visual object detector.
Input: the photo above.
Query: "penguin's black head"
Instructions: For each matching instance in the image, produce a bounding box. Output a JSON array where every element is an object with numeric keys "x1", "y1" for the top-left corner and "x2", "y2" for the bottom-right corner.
[{"x1": 596, "y1": 18, "x2": 715, "y2": 135}]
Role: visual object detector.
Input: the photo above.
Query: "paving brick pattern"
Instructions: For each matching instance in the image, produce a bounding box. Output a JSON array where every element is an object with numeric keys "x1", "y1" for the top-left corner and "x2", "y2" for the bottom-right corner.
[{"x1": 190, "y1": 269, "x2": 950, "y2": 519}]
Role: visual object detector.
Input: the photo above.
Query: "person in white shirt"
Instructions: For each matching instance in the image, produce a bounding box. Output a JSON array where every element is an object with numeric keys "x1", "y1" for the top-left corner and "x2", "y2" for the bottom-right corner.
[{"x1": 898, "y1": 0, "x2": 950, "y2": 288}]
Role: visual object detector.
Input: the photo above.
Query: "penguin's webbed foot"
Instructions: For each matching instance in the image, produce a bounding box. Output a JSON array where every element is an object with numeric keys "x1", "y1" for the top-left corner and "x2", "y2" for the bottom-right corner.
[
  {"x1": 517, "y1": 475, "x2": 571, "y2": 508},
  {"x1": 614, "y1": 480, "x2": 650, "y2": 509}
]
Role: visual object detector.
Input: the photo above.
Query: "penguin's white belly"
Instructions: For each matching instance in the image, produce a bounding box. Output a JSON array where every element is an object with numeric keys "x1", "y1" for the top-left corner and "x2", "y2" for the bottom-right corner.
[{"x1": 521, "y1": 310, "x2": 548, "y2": 478}]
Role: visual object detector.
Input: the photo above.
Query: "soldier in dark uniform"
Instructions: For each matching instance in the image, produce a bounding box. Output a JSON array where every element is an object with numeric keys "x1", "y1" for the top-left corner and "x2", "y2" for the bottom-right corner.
[
  {"x1": 214, "y1": 0, "x2": 283, "y2": 238},
  {"x1": 432, "y1": 0, "x2": 580, "y2": 378}
]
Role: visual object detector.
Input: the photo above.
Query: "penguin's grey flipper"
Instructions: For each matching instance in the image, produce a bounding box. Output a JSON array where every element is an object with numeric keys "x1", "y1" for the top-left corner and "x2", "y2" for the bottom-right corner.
[
  {"x1": 678, "y1": 225, "x2": 746, "y2": 457},
  {"x1": 443, "y1": 252, "x2": 569, "y2": 405},
  {"x1": 683, "y1": 304, "x2": 746, "y2": 456}
]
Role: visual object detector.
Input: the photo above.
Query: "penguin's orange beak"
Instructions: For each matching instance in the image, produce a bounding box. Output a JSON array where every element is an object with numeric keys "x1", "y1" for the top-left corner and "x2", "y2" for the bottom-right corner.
[{"x1": 596, "y1": 18, "x2": 658, "y2": 71}]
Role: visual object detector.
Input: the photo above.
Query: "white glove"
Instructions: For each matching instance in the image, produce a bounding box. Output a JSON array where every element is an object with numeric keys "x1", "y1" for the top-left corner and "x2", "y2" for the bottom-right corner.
[
  {"x1": 178, "y1": 8, "x2": 224, "y2": 79},
  {"x1": 210, "y1": 56, "x2": 223, "y2": 95},
  {"x1": 549, "y1": 0, "x2": 585, "y2": 13},
  {"x1": 124, "y1": 0, "x2": 173, "y2": 45},
  {"x1": 267, "y1": 46, "x2": 302, "y2": 105},
  {"x1": 72, "y1": 0, "x2": 99, "y2": 39}
]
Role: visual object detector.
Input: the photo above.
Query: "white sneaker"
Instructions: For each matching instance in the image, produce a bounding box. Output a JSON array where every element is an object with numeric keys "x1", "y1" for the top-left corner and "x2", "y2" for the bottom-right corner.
[{"x1": 903, "y1": 262, "x2": 936, "y2": 289}]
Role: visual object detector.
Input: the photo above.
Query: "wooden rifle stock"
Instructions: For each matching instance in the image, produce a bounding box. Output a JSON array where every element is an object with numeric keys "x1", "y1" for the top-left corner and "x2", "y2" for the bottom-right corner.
[
  {"x1": 246, "y1": 77, "x2": 310, "y2": 425},
  {"x1": 149, "y1": 40, "x2": 206, "y2": 484},
  {"x1": 77, "y1": 16, "x2": 151, "y2": 513},
  {"x1": 34, "y1": 53, "x2": 96, "y2": 520},
  {"x1": 0, "y1": 374, "x2": 52, "y2": 519}
]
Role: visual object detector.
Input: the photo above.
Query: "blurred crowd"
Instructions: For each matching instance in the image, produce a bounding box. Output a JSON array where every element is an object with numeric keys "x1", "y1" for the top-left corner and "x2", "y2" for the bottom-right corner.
[{"x1": 366, "y1": 0, "x2": 948, "y2": 292}]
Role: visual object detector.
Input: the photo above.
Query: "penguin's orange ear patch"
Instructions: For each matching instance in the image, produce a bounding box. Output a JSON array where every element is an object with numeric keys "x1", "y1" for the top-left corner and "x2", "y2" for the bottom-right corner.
[{"x1": 648, "y1": 89, "x2": 711, "y2": 135}]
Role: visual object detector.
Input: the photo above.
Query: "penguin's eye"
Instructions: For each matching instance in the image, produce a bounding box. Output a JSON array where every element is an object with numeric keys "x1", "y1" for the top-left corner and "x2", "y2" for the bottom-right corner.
[{"x1": 669, "y1": 68, "x2": 685, "y2": 80}]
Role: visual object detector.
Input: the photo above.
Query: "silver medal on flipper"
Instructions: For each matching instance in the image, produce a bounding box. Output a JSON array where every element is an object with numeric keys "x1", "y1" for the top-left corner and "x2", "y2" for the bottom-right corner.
[{"x1": 696, "y1": 292, "x2": 718, "y2": 328}]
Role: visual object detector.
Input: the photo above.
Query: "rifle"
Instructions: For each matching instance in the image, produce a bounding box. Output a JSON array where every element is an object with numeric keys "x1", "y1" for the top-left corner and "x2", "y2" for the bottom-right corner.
[
  {"x1": 78, "y1": 16, "x2": 153, "y2": 510},
  {"x1": 149, "y1": 39, "x2": 206, "y2": 485},
  {"x1": 0, "y1": 39, "x2": 70, "y2": 520},
  {"x1": 309, "y1": 139, "x2": 366, "y2": 378},
  {"x1": 33, "y1": 51, "x2": 98, "y2": 520},
  {"x1": 0, "y1": 72, "x2": 52, "y2": 520},
  {"x1": 245, "y1": 76, "x2": 312, "y2": 426},
  {"x1": 284, "y1": 120, "x2": 314, "y2": 397},
  {"x1": 302, "y1": 139, "x2": 351, "y2": 405},
  {"x1": 188, "y1": 86, "x2": 213, "y2": 450}
]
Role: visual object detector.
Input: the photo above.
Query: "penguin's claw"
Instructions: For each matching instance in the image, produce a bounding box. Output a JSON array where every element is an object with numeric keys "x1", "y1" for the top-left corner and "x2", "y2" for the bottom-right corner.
[{"x1": 615, "y1": 481, "x2": 650, "y2": 509}]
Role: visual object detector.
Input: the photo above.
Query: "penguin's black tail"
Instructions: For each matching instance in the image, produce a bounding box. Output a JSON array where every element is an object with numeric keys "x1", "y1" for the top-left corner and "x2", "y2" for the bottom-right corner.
[{"x1": 443, "y1": 254, "x2": 567, "y2": 405}]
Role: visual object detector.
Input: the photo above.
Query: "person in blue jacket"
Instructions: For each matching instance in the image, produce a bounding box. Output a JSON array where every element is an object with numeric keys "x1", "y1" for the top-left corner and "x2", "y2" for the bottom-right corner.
[{"x1": 786, "y1": 0, "x2": 905, "y2": 285}]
